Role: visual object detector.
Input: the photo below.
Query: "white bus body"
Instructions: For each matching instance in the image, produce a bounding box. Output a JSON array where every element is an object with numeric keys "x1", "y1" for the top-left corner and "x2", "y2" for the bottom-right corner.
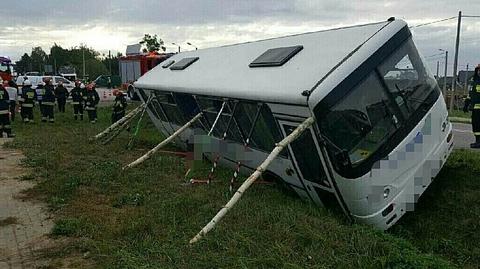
[{"x1": 134, "y1": 18, "x2": 453, "y2": 230}]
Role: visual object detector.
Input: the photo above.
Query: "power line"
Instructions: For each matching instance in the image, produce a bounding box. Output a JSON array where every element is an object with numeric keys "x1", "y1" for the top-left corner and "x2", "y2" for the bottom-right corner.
[
  {"x1": 425, "y1": 52, "x2": 445, "y2": 58},
  {"x1": 411, "y1": 17, "x2": 456, "y2": 28}
]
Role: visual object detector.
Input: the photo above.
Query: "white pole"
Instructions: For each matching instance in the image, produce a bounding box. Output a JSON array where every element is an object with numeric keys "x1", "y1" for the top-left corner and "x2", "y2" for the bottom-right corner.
[
  {"x1": 189, "y1": 117, "x2": 315, "y2": 244},
  {"x1": 208, "y1": 101, "x2": 226, "y2": 136},
  {"x1": 123, "y1": 112, "x2": 203, "y2": 170},
  {"x1": 92, "y1": 103, "x2": 146, "y2": 141}
]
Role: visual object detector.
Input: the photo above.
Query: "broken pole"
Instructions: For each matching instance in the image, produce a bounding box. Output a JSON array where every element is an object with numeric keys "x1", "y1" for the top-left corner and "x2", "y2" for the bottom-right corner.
[
  {"x1": 92, "y1": 103, "x2": 146, "y2": 141},
  {"x1": 189, "y1": 116, "x2": 315, "y2": 244},
  {"x1": 122, "y1": 112, "x2": 203, "y2": 171}
]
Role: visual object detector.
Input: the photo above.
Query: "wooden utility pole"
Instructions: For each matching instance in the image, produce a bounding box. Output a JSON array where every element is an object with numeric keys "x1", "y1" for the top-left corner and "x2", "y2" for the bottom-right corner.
[
  {"x1": 449, "y1": 11, "x2": 462, "y2": 112},
  {"x1": 82, "y1": 46, "x2": 86, "y2": 79},
  {"x1": 108, "y1": 50, "x2": 112, "y2": 75},
  {"x1": 443, "y1": 51, "x2": 448, "y2": 101},
  {"x1": 464, "y1": 64, "x2": 469, "y2": 95},
  {"x1": 436, "y1": 61, "x2": 440, "y2": 79}
]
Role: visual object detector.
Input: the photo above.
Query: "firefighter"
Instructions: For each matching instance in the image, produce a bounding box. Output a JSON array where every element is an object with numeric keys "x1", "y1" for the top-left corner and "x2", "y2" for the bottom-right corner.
[
  {"x1": 85, "y1": 84, "x2": 100, "y2": 123},
  {"x1": 111, "y1": 90, "x2": 127, "y2": 123},
  {"x1": 470, "y1": 65, "x2": 480, "y2": 148},
  {"x1": 4, "y1": 80, "x2": 17, "y2": 122},
  {"x1": 0, "y1": 78, "x2": 15, "y2": 137},
  {"x1": 21, "y1": 80, "x2": 36, "y2": 123},
  {"x1": 35, "y1": 81, "x2": 46, "y2": 121},
  {"x1": 70, "y1": 82, "x2": 85, "y2": 120},
  {"x1": 43, "y1": 80, "x2": 56, "y2": 123},
  {"x1": 54, "y1": 81, "x2": 69, "y2": 113}
]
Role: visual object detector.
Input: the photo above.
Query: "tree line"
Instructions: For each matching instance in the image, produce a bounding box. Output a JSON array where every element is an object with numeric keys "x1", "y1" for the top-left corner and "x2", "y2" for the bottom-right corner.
[
  {"x1": 15, "y1": 44, "x2": 122, "y2": 80},
  {"x1": 14, "y1": 34, "x2": 166, "y2": 81}
]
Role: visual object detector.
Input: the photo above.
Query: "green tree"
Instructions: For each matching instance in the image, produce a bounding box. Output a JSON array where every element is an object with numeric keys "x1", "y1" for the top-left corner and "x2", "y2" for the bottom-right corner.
[
  {"x1": 49, "y1": 43, "x2": 70, "y2": 73},
  {"x1": 15, "y1": 53, "x2": 32, "y2": 74},
  {"x1": 85, "y1": 58, "x2": 108, "y2": 80},
  {"x1": 139, "y1": 34, "x2": 166, "y2": 53},
  {"x1": 101, "y1": 52, "x2": 122, "y2": 76},
  {"x1": 30, "y1": 47, "x2": 47, "y2": 72}
]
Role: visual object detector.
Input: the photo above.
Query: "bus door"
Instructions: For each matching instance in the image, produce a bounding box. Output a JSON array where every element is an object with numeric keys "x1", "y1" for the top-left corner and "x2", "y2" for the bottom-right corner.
[{"x1": 278, "y1": 120, "x2": 345, "y2": 211}]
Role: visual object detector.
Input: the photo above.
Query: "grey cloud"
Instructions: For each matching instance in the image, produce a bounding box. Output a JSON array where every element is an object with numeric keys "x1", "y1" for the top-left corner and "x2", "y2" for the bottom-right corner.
[{"x1": 1, "y1": 0, "x2": 479, "y2": 73}]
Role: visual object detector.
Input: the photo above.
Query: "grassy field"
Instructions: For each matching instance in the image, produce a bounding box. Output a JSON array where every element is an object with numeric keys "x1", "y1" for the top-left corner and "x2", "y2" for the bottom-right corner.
[
  {"x1": 5, "y1": 105, "x2": 480, "y2": 268},
  {"x1": 448, "y1": 109, "x2": 471, "y2": 119}
]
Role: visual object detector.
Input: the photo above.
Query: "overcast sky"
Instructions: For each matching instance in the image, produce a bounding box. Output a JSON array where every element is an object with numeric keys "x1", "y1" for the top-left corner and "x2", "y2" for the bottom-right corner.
[{"x1": 1, "y1": 0, "x2": 479, "y2": 75}]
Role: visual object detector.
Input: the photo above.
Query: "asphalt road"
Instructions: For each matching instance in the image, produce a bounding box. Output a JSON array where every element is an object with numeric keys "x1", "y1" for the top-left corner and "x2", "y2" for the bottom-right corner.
[{"x1": 452, "y1": 122, "x2": 479, "y2": 150}]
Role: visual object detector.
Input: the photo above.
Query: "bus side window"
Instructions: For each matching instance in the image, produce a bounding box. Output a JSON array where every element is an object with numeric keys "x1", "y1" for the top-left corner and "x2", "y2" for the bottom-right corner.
[
  {"x1": 138, "y1": 89, "x2": 163, "y2": 121},
  {"x1": 234, "y1": 102, "x2": 287, "y2": 157},
  {"x1": 153, "y1": 91, "x2": 186, "y2": 126}
]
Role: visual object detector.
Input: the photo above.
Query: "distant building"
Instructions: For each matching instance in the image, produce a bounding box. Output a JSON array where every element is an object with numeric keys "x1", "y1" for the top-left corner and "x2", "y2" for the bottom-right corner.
[
  {"x1": 436, "y1": 70, "x2": 474, "y2": 90},
  {"x1": 458, "y1": 70, "x2": 475, "y2": 85}
]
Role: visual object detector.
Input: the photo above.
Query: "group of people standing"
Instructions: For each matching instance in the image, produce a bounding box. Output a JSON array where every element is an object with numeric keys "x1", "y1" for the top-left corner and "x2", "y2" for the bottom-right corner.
[{"x1": 0, "y1": 76, "x2": 129, "y2": 138}]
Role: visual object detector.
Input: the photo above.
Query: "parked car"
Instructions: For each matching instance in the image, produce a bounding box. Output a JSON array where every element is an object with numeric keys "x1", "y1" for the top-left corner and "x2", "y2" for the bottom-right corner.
[
  {"x1": 16, "y1": 75, "x2": 75, "y2": 91},
  {"x1": 94, "y1": 75, "x2": 121, "y2": 88}
]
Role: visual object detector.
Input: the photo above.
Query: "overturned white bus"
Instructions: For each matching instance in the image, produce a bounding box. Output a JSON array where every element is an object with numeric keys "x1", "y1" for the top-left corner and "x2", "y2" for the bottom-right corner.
[{"x1": 133, "y1": 18, "x2": 453, "y2": 230}]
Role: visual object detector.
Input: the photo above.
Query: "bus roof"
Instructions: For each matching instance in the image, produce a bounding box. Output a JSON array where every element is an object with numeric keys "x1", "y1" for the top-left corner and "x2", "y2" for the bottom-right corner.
[
  {"x1": 0, "y1": 56, "x2": 11, "y2": 63},
  {"x1": 135, "y1": 19, "x2": 407, "y2": 105}
]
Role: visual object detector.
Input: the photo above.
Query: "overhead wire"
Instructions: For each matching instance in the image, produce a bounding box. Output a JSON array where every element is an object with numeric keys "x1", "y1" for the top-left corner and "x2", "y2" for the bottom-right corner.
[{"x1": 411, "y1": 16, "x2": 457, "y2": 28}]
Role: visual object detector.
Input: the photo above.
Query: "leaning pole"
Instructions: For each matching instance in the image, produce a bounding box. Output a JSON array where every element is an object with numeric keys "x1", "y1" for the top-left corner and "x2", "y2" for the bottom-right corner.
[{"x1": 189, "y1": 117, "x2": 315, "y2": 244}]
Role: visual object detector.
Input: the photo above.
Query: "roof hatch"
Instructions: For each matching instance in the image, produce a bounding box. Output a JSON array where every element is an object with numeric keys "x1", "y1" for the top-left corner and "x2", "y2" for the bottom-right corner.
[
  {"x1": 170, "y1": 57, "x2": 199, "y2": 70},
  {"x1": 249, "y1": 45, "x2": 303, "y2": 68},
  {"x1": 162, "y1": 60, "x2": 175, "y2": 68}
]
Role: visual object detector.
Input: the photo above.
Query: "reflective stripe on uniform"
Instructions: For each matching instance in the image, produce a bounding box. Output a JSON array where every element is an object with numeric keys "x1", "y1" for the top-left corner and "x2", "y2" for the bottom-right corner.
[
  {"x1": 85, "y1": 107, "x2": 96, "y2": 110},
  {"x1": 42, "y1": 102, "x2": 55, "y2": 106},
  {"x1": 474, "y1": 132, "x2": 480, "y2": 135},
  {"x1": 0, "y1": 110, "x2": 9, "y2": 115},
  {"x1": 476, "y1": 85, "x2": 480, "y2": 92},
  {"x1": 22, "y1": 104, "x2": 34, "y2": 108},
  {"x1": 71, "y1": 102, "x2": 80, "y2": 105},
  {"x1": 3, "y1": 125, "x2": 10, "y2": 129},
  {"x1": 474, "y1": 104, "x2": 480, "y2": 110}
]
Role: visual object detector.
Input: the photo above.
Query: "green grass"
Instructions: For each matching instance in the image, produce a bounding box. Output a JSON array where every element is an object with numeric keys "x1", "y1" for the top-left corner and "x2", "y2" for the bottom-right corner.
[
  {"x1": 5, "y1": 105, "x2": 480, "y2": 268},
  {"x1": 448, "y1": 109, "x2": 471, "y2": 119}
]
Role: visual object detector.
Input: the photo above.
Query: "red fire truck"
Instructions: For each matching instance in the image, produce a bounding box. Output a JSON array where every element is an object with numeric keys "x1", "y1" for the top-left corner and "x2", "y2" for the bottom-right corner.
[
  {"x1": 0, "y1": 56, "x2": 14, "y2": 81},
  {"x1": 119, "y1": 45, "x2": 174, "y2": 99}
]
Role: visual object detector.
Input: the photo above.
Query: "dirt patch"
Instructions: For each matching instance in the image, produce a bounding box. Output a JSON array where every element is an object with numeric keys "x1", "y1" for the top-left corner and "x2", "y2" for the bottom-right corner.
[
  {"x1": 0, "y1": 138, "x2": 92, "y2": 268},
  {"x1": 0, "y1": 217, "x2": 19, "y2": 227},
  {"x1": 0, "y1": 138, "x2": 54, "y2": 268}
]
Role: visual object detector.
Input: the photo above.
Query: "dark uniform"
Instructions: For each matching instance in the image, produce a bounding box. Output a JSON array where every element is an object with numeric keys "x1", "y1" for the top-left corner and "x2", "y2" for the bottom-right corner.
[
  {"x1": 36, "y1": 84, "x2": 46, "y2": 121},
  {"x1": 85, "y1": 88, "x2": 100, "y2": 123},
  {"x1": 111, "y1": 93, "x2": 127, "y2": 123},
  {"x1": 43, "y1": 84, "x2": 56, "y2": 123},
  {"x1": 470, "y1": 66, "x2": 480, "y2": 148},
  {"x1": 21, "y1": 85, "x2": 36, "y2": 123},
  {"x1": 0, "y1": 85, "x2": 14, "y2": 137},
  {"x1": 70, "y1": 86, "x2": 85, "y2": 120},
  {"x1": 54, "y1": 84, "x2": 69, "y2": 113},
  {"x1": 6, "y1": 81, "x2": 18, "y2": 122}
]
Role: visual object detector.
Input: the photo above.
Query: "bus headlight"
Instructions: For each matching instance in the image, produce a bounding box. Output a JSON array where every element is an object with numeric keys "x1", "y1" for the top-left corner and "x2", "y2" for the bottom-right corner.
[{"x1": 383, "y1": 188, "x2": 390, "y2": 199}]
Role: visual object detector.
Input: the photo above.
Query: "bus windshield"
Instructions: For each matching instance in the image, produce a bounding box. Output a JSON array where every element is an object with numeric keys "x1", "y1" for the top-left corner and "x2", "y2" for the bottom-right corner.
[
  {"x1": 318, "y1": 38, "x2": 439, "y2": 177},
  {"x1": 0, "y1": 62, "x2": 11, "y2": 73}
]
